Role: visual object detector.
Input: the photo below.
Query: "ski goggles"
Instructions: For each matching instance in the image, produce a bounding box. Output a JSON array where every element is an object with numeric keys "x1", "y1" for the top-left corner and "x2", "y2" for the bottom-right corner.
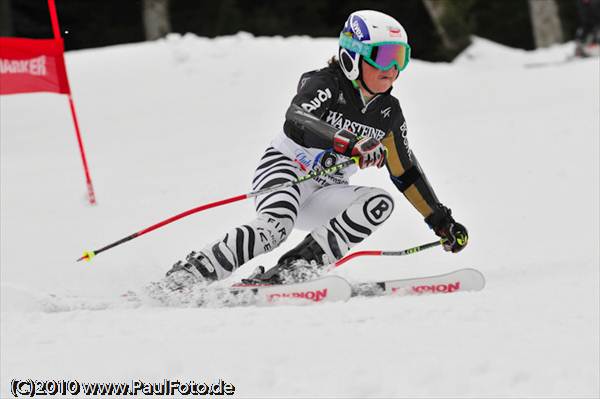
[{"x1": 339, "y1": 33, "x2": 411, "y2": 72}]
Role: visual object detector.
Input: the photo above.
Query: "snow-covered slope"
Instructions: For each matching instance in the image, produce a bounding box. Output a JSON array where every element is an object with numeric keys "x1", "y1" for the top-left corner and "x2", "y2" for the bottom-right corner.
[{"x1": 1, "y1": 34, "x2": 598, "y2": 397}]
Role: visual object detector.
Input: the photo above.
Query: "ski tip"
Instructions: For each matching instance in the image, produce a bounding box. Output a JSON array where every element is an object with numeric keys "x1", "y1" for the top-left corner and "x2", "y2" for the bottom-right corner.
[
  {"x1": 459, "y1": 268, "x2": 486, "y2": 291},
  {"x1": 77, "y1": 250, "x2": 95, "y2": 262}
]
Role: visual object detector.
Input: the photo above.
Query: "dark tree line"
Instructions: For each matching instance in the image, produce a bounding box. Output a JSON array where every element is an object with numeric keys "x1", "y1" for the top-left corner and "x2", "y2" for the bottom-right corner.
[{"x1": 2, "y1": 0, "x2": 582, "y2": 61}]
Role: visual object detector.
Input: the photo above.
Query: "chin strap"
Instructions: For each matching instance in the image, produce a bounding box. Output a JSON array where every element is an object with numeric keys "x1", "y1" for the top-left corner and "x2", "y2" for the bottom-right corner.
[
  {"x1": 359, "y1": 77, "x2": 377, "y2": 96},
  {"x1": 356, "y1": 61, "x2": 377, "y2": 96},
  {"x1": 353, "y1": 61, "x2": 399, "y2": 99}
]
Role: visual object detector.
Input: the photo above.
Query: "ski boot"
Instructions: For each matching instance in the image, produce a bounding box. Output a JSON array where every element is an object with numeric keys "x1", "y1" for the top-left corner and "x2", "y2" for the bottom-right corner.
[
  {"x1": 164, "y1": 250, "x2": 218, "y2": 290},
  {"x1": 242, "y1": 234, "x2": 331, "y2": 285}
]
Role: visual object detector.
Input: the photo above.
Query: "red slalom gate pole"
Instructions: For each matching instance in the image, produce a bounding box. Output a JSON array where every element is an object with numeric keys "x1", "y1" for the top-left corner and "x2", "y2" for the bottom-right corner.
[
  {"x1": 47, "y1": 0, "x2": 61, "y2": 39},
  {"x1": 48, "y1": 0, "x2": 96, "y2": 205},
  {"x1": 67, "y1": 94, "x2": 96, "y2": 204}
]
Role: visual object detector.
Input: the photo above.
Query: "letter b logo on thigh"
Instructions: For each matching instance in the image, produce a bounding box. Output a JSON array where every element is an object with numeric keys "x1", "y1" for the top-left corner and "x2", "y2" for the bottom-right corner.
[
  {"x1": 371, "y1": 200, "x2": 390, "y2": 219},
  {"x1": 363, "y1": 194, "x2": 394, "y2": 226}
]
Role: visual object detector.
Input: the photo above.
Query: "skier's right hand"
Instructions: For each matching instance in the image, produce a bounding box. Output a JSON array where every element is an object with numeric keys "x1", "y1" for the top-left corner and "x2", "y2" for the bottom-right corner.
[{"x1": 332, "y1": 130, "x2": 386, "y2": 169}]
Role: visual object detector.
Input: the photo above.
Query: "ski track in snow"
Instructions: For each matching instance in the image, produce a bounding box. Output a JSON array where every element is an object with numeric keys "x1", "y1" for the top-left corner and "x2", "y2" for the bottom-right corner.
[{"x1": 1, "y1": 35, "x2": 598, "y2": 397}]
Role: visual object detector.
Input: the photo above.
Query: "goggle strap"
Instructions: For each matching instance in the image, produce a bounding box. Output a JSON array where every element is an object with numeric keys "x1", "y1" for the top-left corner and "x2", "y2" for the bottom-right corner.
[{"x1": 339, "y1": 34, "x2": 372, "y2": 57}]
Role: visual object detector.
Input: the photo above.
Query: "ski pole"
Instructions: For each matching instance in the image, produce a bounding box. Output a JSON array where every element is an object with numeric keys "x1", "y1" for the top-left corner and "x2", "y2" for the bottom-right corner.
[
  {"x1": 334, "y1": 239, "x2": 445, "y2": 268},
  {"x1": 77, "y1": 157, "x2": 359, "y2": 262}
]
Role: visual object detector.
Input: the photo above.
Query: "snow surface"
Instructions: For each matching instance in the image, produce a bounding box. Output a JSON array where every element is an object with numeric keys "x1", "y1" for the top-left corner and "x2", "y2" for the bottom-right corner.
[{"x1": 1, "y1": 33, "x2": 599, "y2": 397}]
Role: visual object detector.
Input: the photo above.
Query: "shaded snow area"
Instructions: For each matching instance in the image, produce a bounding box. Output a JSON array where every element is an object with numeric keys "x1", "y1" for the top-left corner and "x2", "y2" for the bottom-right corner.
[{"x1": 1, "y1": 33, "x2": 598, "y2": 397}]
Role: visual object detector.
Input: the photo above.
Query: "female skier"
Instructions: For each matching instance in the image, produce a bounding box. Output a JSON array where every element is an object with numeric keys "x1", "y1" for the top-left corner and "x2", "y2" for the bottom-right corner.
[{"x1": 167, "y1": 10, "x2": 468, "y2": 286}]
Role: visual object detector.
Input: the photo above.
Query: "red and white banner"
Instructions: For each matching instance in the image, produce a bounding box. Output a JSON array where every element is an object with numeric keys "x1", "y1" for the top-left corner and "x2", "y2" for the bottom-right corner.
[
  {"x1": 0, "y1": 37, "x2": 70, "y2": 95},
  {"x1": 0, "y1": 0, "x2": 97, "y2": 205}
]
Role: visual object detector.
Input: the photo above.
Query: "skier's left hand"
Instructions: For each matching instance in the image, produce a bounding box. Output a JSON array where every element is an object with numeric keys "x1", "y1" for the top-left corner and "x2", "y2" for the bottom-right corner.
[
  {"x1": 425, "y1": 206, "x2": 468, "y2": 253},
  {"x1": 437, "y1": 221, "x2": 468, "y2": 253}
]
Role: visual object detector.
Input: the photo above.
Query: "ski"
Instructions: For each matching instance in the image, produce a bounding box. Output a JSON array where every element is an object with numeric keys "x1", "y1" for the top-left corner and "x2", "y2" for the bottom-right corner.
[
  {"x1": 228, "y1": 275, "x2": 353, "y2": 306},
  {"x1": 352, "y1": 268, "x2": 486, "y2": 297},
  {"x1": 143, "y1": 275, "x2": 353, "y2": 308},
  {"x1": 39, "y1": 268, "x2": 484, "y2": 312},
  {"x1": 185, "y1": 268, "x2": 486, "y2": 307}
]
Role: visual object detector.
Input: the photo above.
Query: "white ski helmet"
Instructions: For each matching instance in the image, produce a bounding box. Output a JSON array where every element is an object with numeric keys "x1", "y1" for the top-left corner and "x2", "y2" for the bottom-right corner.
[{"x1": 338, "y1": 10, "x2": 411, "y2": 81}]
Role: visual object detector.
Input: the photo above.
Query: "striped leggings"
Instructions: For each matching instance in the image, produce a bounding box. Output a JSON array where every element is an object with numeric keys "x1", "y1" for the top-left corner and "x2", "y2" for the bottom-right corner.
[{"x1": 192, "y1": 146, "x2": 395, "y2": 280}]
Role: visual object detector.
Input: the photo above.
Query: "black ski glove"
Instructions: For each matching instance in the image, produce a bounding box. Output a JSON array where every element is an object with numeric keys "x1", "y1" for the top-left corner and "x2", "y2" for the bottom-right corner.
[{"x1": 425, "y1": 205, "x2": 468, "y2": 253}]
